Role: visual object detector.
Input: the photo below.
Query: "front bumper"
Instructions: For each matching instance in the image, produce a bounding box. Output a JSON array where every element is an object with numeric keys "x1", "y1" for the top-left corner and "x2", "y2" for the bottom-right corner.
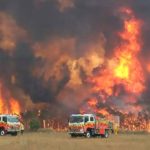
[
  {"x1": 69, "y1": 131, "x2": 84, "y2": 134},
  {"x1": 7, "y1": 128, "x2": 20, "y2": 132},
  {"x1": 69, "y1": 128, "x2": 85, "y2": 134}
]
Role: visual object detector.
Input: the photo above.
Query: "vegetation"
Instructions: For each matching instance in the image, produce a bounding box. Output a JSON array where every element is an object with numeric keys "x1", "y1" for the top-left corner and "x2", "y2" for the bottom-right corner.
[{"x1": 29, "y1": 118, "x2": 40, "y2": 131}]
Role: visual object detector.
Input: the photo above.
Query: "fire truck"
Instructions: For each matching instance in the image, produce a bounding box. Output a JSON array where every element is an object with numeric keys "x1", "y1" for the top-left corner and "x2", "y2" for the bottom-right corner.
[
  {"x1": 0, "y1": 114, "x2": 21, "y2": 136},
  {"x1": 68, "y1": 114, "x2": 113, "y2": 138}
]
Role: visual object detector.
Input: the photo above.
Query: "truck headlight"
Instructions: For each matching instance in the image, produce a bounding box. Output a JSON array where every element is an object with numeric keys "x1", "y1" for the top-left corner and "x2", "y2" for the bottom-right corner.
[{"x1": 80, "y1": 128, "x2": 84, "y2": 132}]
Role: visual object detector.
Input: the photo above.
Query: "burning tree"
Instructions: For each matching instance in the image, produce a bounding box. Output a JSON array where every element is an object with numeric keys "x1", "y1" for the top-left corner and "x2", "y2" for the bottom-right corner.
[
  {"x1": 80, "y1": 7, "x2": 150, "y2": 132},
  {"x1": 0, "y1": 83, "x2": 21, "y2": 115},
  {"x1": 0, "y1": 1, "x2": 150, "y2": 132}
]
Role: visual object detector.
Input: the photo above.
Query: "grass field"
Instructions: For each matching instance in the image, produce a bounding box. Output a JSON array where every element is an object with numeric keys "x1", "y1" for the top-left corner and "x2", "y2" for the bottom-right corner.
[{"x1": 0, "y1": 131, "x2": 150, "y2": 150}]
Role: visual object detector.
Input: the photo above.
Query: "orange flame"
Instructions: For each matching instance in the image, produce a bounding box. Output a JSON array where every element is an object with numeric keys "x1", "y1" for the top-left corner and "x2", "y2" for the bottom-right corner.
[
  {"x1": 0, "y1": 84, "x2": 7, "y2": 114},
  {"x1": 0, "y1": 83, "x2": 21, "y2": 115},
  {"x1": 146, "y1": 64, "x2": 150, "y2": 73},
  {"x1": 87, "y1": 98, "x2": 98, "y2": 107},
  {"x1": 9, "y1": 98, "x2": 21, "y2": 115},
  {"x1": 89, "y1": 7, "x2": 145, "y2": 100},
  {"x1": 97, "y1": 108, "x2": 109, "y2": 116},
  {"x1": 0, "y1": 95, "x2": 4, "y2": 113},
  {"x1": 114, "y1": 8, "x2": 145, "y2": 94},
  {"x1": 80, "y1": 7, "x2": 146, "y2": 118}
]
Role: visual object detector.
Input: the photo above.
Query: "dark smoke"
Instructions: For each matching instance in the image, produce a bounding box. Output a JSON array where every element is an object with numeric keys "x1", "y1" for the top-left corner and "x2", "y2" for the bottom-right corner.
[{"x1": 0, "y1": 0, "x2": 150, "y2": 113}]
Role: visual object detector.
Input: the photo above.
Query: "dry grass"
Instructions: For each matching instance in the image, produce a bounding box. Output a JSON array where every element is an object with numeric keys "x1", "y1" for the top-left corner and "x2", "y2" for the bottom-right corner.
[{"x1": 0, "y1": 131, "x2": 150, "y2": 150}]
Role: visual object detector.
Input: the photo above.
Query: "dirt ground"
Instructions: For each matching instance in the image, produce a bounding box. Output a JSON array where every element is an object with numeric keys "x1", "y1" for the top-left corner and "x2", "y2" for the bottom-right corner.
[{"x1": 0, "y1": 131, "x2": 150, "y2": 150}]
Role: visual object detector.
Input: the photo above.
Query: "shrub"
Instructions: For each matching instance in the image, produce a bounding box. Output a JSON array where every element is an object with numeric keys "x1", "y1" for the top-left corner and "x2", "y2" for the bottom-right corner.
[{"x1": 29, "y1": 118, "x2": 40, "y2": 131}]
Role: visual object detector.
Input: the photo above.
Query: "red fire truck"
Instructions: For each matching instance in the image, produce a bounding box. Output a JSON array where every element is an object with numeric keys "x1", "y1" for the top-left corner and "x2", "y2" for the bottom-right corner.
[
  {"x1": 0, "y1": 114, "x2": 21, "y2": 136},
  {"x1": 68, "y1": 114, "x2": 113, "y2": 138}
]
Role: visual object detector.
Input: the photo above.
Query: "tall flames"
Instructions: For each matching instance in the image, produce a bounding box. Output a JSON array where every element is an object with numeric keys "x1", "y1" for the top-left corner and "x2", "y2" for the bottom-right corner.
[
  {"x1": 114, "y1": 8, "x2": 144, "y2": 94},
  {"x1": 86, "y1": 7, "x2": 145, "y2": 111},
  {"x1": 0, "y1": 4, "x2": 149, "y2": 132},
  {"x1": 0, "y1": 83, "x2": 20, "y2": 115},
  {"x1": 79, "y1": 7, "x2": 150, "y2": 131}
]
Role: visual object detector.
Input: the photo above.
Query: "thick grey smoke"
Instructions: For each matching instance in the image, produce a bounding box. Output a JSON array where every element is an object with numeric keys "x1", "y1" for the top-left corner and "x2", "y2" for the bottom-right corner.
[{"x1": 0, "y1": 0, "x2": 150, "y2": 113}]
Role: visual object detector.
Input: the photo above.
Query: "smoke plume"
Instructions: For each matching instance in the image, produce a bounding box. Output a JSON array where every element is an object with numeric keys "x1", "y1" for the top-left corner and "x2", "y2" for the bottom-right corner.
[{"x1": 0, "y1": 0, "x2": 150, "y2": 115}]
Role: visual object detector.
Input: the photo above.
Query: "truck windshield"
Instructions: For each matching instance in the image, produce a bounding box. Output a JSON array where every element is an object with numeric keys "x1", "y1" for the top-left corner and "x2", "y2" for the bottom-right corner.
[
  {"x1": 7, "y1": 117, "x2": 19, "y2": 123},
  {"x1": 69, "y1": 116, "x2": 83, "y2": 123}
]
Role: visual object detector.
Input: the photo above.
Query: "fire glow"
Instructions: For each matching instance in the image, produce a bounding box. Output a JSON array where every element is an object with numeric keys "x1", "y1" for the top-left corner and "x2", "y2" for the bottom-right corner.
[
  {"x1": 87, "y1": 7, "x2": 145, "y2": 109},
  {"x1": 79, "y1": 8, "x2": 150, "y2": 131},
  {"x1": 0, "y1": 84, "x2": 20, "y2": 115},
  {"x1": 0, "y1": 3, "x2": 149, "y2": 133}
]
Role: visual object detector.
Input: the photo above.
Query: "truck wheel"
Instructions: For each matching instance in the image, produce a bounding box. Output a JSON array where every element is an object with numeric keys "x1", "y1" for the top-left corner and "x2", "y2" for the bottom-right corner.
[
  {"x1": 0, "y1": 129, "x2": 5, "y2": 136},
  {"x1": 86, "y1": 131, "x2": 91, "y2": 138},
  {"x1": 70, "y1": 134, "x2": 77, "y2": 138},
  {"x1": 11, "y1": 132, "x2": 18, "y2": 136}
]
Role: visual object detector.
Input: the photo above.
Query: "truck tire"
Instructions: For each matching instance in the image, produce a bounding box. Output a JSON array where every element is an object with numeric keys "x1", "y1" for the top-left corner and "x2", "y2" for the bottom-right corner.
[
  {"x1": 70, "y1": 134, "x2": 76, "y2": 138},
  {"x1": 11, "y1": 132, "x2": 18, "y2": 136},
  {"x1": 86, "y1": 131, "x2": 91, "y2": 138},
  {"x1": 0, "y1": 129, "x2": 5, "y2": 136}
]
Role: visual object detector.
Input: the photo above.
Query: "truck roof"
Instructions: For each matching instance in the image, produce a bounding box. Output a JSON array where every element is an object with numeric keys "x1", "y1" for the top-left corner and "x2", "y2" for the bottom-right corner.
[
  {"x1": 71, "y1": 114, "x2": 95, "y2": 117},
  {"x1": 0, "y1": 114, "x2": 18, "y2": 117}
]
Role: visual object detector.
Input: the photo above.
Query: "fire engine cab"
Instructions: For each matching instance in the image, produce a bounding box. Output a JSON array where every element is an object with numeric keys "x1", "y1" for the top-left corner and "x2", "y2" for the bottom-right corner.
[
  {"x1": 0, "y1": 114, "x2": 21, "y2": 136},
  {"x1": 68, "y1": 114, "x2": 113, "y2": 138}
]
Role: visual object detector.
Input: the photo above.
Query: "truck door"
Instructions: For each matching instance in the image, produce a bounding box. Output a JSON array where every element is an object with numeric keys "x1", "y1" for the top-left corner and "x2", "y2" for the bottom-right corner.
[{"x1": 85, "y1": 116, "x2": 95, "y2": 129}]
